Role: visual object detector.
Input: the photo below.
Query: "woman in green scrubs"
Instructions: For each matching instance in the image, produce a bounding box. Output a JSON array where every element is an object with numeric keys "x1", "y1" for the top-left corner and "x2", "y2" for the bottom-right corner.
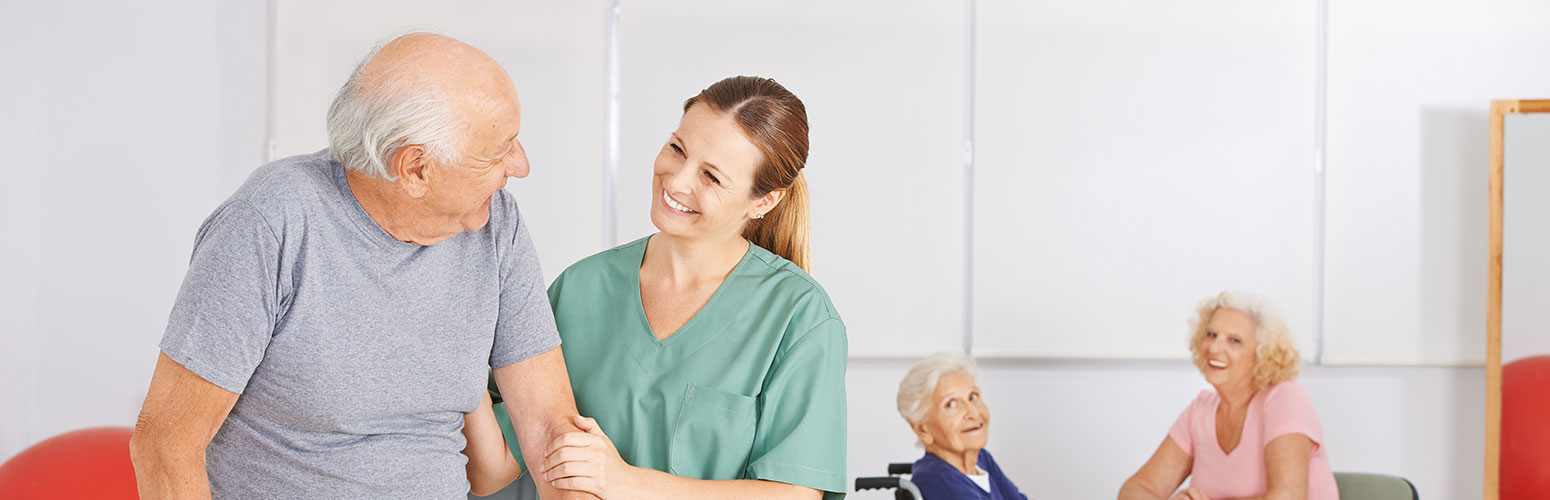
[{"x1": 465, "y1": 76, "x2": 846, "y2": 499}]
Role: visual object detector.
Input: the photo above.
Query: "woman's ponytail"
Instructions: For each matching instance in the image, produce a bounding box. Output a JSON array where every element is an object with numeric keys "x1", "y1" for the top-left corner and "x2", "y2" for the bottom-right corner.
[
  {"x1": 684, "y1": 76, "x2": 812, "y2": 272},
  {"x1": 743, "y1": 172, "x2": 809, "y2": 271}
]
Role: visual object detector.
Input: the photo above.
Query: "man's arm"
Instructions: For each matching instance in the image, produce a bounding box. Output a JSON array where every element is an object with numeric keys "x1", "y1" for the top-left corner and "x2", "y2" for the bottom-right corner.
[
  {"x1": 492, "y1": 346, "x2": 597, "y2": 500},
  {"x1": 129, "y1": 352, "x2": 240, "y2": 500}
]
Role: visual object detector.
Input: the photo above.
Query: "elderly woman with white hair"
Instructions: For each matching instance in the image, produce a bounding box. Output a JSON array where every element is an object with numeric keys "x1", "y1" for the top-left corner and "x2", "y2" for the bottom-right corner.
[
  {"x1": 897, "y1": 352, "x2": 1028, "y2": 500},
  {"x1": 1119, "y1": 291, "x2": 1338, "y2": 500}
]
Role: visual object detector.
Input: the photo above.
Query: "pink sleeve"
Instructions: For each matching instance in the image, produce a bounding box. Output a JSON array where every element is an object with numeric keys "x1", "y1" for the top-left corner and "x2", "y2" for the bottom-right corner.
[
  {"x1": 1167, "y1": 393, "x2": 1202, "y2": 456},
  {"x1": 1261, "y1": 381, "x2": 1325, "y2": 452}
]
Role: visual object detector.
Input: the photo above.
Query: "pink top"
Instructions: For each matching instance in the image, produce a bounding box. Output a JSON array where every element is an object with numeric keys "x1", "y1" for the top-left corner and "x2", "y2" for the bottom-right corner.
[{"x1": 1167, "y1": 381, "x2": 1339, "y2": 500}]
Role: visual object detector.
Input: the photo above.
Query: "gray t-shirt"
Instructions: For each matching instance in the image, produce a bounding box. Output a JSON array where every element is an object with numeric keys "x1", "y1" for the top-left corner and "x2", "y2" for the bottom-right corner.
[{"x1": 159, "y1": 149, "x2": 560, "y2": 498}]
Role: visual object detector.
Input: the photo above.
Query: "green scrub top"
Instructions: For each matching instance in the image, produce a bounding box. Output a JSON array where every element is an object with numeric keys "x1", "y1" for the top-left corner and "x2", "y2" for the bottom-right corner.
[{"x1": 492, "y1": 236, "x2": 848, "y2": 498}]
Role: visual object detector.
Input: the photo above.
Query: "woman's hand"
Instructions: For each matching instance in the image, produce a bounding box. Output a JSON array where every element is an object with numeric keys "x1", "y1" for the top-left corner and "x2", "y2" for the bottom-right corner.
[
  {"x1": 1168, "y1": 488, "x2": 1210, "y2": 500},
  {"x1": 542, "y1": 415, "x2": 638, "y2": 499}
]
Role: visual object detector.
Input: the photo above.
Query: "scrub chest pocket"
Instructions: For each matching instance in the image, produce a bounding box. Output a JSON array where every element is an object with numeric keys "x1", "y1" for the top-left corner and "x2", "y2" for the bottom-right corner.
[{"x1": 668, "y1": 383, "x2": 758, "y2": 479}]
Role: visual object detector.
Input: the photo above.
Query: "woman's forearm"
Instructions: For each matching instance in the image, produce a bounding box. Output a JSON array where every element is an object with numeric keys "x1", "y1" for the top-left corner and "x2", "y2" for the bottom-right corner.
[
  {"x1": 1117, "y1": 477, "x2": 1169, "y2": 500},
  {"x1": 1227, "y1": 489, "x2": 1303, "y2": 500},
  {"x1": 463, "y1": 392, "x2": 523, "y2": 495}
]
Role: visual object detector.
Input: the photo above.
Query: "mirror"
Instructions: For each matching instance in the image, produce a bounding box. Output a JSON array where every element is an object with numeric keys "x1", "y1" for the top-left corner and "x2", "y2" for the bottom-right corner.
[{"x1": 1487, "y1": 99, "x2": 1550, "y2": 500}]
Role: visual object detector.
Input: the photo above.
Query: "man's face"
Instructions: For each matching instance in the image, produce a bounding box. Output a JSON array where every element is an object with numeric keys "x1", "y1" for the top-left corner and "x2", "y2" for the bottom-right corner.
[{"x1": 426, "y1": 84, "x2": 528, "y2": 234}]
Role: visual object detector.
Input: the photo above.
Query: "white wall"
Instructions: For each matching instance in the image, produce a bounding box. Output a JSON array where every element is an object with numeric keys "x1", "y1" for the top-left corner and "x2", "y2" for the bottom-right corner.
[
  {"x1": 0, "y1": 0, "x2": 268, "y2": 459},
  {"x1": 1323, "y1": 0, "x2": 1550, "y2": 365},
  {"x1": 972, "y1": 0, "x2": 1318, "y2": 360},
  {"x1": 263, "y1": 2, "x2": 1550, "y2": 364},
  {"x1": 0, "y1": 2, "x2": 1498, "y2": 499}
]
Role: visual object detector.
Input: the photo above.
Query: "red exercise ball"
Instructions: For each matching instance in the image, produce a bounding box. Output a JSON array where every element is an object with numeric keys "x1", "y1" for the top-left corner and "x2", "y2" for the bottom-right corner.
[
  {"x1": 1503, "y1": 355, "x2": 1550, "y2": 500},
  {"x1": 0, "y1": 426, "x2": 138, "y2": 499}
]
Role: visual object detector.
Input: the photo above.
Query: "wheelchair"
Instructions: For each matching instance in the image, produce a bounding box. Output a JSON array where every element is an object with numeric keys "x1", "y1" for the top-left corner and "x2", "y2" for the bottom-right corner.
[{"x1": 854, "y1": 462, "x2": 924, "y2": 500}]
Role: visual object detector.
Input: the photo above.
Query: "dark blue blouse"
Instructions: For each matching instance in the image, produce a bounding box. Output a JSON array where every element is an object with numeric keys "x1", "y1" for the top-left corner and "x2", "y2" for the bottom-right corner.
[{"x1": 911, "y1": 449, "x2": 1028, "y2": 500}]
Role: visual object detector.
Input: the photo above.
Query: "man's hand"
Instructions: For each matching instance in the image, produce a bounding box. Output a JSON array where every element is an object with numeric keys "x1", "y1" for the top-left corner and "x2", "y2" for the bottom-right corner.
[{"x1": 129, "y1": 352, "x2": 240, "y2": 500}]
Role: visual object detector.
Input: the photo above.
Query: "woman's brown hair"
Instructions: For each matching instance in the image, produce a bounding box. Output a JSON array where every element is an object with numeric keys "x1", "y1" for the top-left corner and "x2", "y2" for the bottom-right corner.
[{"x1": 683, "y1": 76, "x2": 812, "y2": 272}]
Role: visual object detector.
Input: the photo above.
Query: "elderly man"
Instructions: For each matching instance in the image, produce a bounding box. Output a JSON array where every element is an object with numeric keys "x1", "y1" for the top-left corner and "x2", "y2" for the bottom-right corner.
[{"x1": 128, "y1": 33, "x2": 589, "y2": 499}]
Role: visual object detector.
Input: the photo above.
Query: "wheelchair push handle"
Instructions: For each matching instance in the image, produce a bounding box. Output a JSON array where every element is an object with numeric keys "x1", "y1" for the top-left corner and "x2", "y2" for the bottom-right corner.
[{"x1": 855, "y1": 477, "x2": 901, "y2": 491}]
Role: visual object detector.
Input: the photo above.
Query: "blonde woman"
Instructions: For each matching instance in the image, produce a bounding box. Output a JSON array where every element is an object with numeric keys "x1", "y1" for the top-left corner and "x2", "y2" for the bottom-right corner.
[
  {"x1": 1119, "y1": 291, "x2": 1337, "y2": 500},
  {"x1": 463, "y1": 76, "x2": 846, "y2": 499}
]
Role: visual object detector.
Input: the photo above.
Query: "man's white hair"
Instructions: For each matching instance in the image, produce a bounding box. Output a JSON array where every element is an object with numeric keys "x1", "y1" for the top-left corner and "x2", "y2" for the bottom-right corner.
[
  {"x1": 896, "y1": 351, "x2": 979, "y2": 424},
  {"x1": 326, "y1": 34, "x2": 464, "y2": 180}
]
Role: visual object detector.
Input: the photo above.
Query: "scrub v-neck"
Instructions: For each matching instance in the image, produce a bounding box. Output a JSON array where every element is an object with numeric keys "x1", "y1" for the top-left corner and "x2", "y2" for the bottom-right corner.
[{"x1": 623, "y1": 237, "x2": 756, "y2": 375}]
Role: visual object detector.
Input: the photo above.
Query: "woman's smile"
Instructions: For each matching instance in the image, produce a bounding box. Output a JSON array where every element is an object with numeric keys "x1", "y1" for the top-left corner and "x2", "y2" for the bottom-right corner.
[{"x1": 661, "y1": 189, "x2": 699, "y2": 215}]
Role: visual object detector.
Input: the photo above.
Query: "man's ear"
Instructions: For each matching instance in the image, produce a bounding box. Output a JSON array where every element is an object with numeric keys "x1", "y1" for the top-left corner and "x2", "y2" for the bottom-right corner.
[
  {"x1": 751, "y1": 189, "x2": 786, "y2": 219},
  {"x1": 391, "y1": 145, "x2": 432, "y2": 198}
]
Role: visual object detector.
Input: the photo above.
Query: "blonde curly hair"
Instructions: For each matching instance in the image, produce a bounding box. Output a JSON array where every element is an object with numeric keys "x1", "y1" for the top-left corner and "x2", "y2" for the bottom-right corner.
[{"x1": 1187, "y1": 290, "x2": 1300, "y2": 390}]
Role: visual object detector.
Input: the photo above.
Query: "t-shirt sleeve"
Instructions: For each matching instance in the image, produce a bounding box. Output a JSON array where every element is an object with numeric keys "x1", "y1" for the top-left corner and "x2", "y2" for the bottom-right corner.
[
  {"x1": 158, "y1": 201, "x2": 282, "y2": 394},
  {"x1": 1261, "y1": 382, "x2": 1325, "y2": 452},
  {"x1": 1167, "y1": 393, "x2": 1202, "y2": 456},
  {"x1": 489, "y1": 203, "x2": 561, "y2": 368},
  {"x1": 745, "y1": 316, "x2": 848, "y2": 498}
]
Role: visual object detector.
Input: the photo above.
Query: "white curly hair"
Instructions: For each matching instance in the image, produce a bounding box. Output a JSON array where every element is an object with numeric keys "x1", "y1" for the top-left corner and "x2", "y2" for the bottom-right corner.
[{"x1": 896, "y1": 351, "x2": 979, "y2": 424}]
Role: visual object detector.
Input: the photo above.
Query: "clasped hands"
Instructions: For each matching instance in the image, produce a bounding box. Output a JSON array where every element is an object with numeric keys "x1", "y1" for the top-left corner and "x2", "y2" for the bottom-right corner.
[
  {"x1": 1170, "y1": 488, "x2": 1210, "y2": 500},
  {"x1": 542, "y1": 415, "x2": 638, "y2": 499}
]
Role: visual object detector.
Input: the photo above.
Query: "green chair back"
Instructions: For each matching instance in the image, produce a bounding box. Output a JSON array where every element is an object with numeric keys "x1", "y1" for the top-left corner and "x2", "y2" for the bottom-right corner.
[{"x1": 1334, "y1": 472, "x2": 1418, "y2": 500}]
